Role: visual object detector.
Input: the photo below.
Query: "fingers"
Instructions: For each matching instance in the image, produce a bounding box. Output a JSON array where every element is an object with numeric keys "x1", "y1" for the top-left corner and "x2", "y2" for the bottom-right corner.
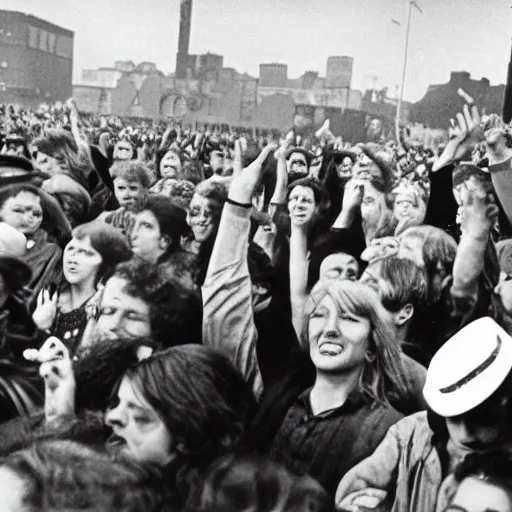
[{"x1": 456, "y1": 112, "x2": 468, "y2": 135}]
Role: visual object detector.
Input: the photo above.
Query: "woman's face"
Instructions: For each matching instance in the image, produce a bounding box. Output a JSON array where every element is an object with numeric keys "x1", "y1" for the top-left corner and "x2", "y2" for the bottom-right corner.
[
  {"x1": 105, "y1": 377, "x2": 172, "y2": 466},
  {"x1": 35, "y1": 151, "x2": 61, "y2": 176},
  {"x1": 0, "y1": 191, "x2": 43, "y2": 235},
  {"x1": 319, "y1": 253, "x2": 359, "y2": 285},
  {"x1": 308, "y1": 294, "x2": 371, "y2": 373},
  {"x1": 288, "y1": 185, "x2": 317, "y2": 226},
  {"x1": 187, "y1": 194, "x2": 216, "y2": 243},
  {"x1": 131, "y1": 210, "x2": 167, "y2": 263},
  {"x1": 160, "y1": 151, "x2": 182, "y2": 179},
  {"x1": 63, "y1": 236, "x2": 103, "y2": 286}
]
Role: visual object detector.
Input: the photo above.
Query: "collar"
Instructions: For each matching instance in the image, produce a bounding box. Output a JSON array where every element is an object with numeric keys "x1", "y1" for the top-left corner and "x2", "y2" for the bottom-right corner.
[{"x1": 298, "y1": 386, "x2": 367, "y2": 419}]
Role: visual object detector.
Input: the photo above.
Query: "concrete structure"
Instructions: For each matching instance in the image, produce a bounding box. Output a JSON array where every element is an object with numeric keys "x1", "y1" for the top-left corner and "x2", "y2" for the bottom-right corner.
[
  {"x1": 0, "y1": 10, "x2": 73, "y2": 107},
  {"x1": 325, "y1": 56, "x2": 353, "y2": 89},
  {"x1": 259, "y1": 63, "x2": 288, "y2": 88}
]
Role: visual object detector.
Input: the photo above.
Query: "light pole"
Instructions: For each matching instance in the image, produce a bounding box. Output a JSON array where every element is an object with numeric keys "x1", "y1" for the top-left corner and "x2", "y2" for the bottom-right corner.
[{"x1": 396, "y1": 0, "x2": 422, "y2": 134}]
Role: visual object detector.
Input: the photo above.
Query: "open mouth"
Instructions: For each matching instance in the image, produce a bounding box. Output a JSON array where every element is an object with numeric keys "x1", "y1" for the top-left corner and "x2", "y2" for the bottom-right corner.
[
  {"x1": 319, "y1": 342, "x2": 344, "y2": 356},
  {"x1": 106, "y1": 433, "x2": 127, "y2": 452}
]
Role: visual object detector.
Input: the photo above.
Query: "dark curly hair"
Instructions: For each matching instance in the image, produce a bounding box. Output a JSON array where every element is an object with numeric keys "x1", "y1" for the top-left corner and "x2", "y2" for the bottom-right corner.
[
  {"x1": 124, "y1": 345, "x2": 256, "y2": 508},
  {"x1": 0, "y1": 439, "x2": 174, "y2": 512},
  {"x1": 112, "y1": 258, "x2": 202, "y2": 348}
]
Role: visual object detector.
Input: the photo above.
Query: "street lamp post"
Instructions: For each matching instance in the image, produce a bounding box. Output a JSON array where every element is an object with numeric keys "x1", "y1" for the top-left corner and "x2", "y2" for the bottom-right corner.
[{"x1": 396, "y1": 0, "x2": 422, "y2": 135}]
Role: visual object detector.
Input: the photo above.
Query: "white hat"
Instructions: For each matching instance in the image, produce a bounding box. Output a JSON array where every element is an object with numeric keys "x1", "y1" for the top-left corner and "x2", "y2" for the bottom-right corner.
[{"x1": 423, "y1": 317, "x2": 512, "y2": 417}]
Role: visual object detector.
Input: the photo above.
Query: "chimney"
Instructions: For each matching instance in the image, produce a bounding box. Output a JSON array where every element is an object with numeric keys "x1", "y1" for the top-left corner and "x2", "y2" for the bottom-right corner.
[{"x1": 176, "y1": 0, "x2": 193, "y2": 78}]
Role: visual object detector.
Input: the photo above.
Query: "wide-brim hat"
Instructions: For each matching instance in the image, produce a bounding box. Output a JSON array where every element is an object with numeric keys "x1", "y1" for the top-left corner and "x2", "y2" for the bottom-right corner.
[{"x1": 423, "y1": 317, "x2": 512, "y2": 417}]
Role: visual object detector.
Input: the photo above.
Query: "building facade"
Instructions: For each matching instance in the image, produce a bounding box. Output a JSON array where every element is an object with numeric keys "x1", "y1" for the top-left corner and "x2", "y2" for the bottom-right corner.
[{"x1": 0, "y1": 10, "x2": 73, "y2": 107}]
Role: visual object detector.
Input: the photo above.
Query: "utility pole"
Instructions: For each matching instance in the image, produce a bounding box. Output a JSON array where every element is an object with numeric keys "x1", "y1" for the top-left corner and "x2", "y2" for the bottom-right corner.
[{"x1": 396, "y1": 1, "x2": 422, "y2": 134}]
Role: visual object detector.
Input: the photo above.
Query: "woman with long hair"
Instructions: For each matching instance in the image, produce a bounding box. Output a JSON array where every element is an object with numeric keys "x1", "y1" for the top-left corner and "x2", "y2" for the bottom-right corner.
[
  {"x1": 184, "y1": 180, "x2": 227, "y2": 286},
  {"x1": 202, "y1": 145, "x2": 408, "y2": 496},
  {"x1": 32, "y1": 222, "x2": 132, "y2": 354},
  {"x1": 28, "y1": 340, "x2": 256, "y2": 510},
  {"x1": 33, "y1": 128, "x2": 111, "y2": 218}
]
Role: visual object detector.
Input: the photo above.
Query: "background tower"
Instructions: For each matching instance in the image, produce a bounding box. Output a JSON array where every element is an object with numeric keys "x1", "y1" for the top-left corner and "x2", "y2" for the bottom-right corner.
[{"x1": 176, "y1": 0, "x2": 193, "y2": 79}]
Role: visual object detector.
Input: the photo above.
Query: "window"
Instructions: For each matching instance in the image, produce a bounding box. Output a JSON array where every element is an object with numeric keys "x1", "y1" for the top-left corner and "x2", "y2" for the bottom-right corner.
[
  {"x1": 39, "y1": 29, "x2": 48, "y2": 51},
  {"x1": 48, "y1": 33, "x2": 56, "y2": 53},
  {"x1": 56, "y1": 35, "x2": 73, "y2": 59},
  {"x1": 28, "y1": 26, "x2": 38, "y2": 48}
]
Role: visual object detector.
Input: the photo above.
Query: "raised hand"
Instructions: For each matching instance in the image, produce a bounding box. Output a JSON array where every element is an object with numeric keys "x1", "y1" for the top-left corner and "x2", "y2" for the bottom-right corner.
[
  {"x1": 342, "y1": 179, "x2": 365, "y2": 213},
  {"x1": 33, "y1": 289, "x2": 59, "y2": 331},
  {"x1": 229, "y1": 143, "x2": 278, "y2": 205},
  {"x1": 24, "y1": 337, "x2": 76, "y2": 422},
  {"x1": 433, "y1": 103, "x2": 483, "y2": 171},
  {"x1": 460, "y1": 182, "x2": 498, "y2": 239}
]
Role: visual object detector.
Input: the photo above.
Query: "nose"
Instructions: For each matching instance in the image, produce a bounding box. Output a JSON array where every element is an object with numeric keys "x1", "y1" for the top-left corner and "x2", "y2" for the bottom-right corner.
[
  {"x1": 323, "y1": 312, "x2": 340, "y2": 338},
  {"x1": 105, "y1": 403, "x2": 126, "y2": 428},
  {"x1": 101, "y1": 310, "x2": 125, "y2": 337}
]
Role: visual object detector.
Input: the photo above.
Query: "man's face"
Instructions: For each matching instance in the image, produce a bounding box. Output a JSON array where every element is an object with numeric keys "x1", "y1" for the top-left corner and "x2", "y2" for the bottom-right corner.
[
  {"x1": 286, "y1": 152, "x2": 309, "y2": 176},
  {"x1": 445, "y1": 394, "x2": 510, "y2": 453},
  {"x1": 93, "y1": 276, "x2": 152, "y2": 342}
]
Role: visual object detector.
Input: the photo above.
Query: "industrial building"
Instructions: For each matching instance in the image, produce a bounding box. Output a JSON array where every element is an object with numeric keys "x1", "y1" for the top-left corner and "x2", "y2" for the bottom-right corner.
[{"x1": 0, "y1": 10, "x2": 73, "y2": 107}]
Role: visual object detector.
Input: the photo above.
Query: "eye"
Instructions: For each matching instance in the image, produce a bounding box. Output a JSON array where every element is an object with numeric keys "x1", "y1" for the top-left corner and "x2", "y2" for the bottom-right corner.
[
  {"x1": 100, "y1": 307, "x2": 115, "y2": 316},
  {"x1": 133, "y1": 416, "x2": 152, "y2": 426},
  {"x1": 505, "y1": 275, "x2": 512, "y2": 282}
]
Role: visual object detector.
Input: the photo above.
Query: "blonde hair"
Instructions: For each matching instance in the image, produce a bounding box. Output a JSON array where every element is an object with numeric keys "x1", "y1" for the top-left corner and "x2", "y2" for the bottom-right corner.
[{"x1": 304, "y1": 280, "x2": 408, "y2": 405}]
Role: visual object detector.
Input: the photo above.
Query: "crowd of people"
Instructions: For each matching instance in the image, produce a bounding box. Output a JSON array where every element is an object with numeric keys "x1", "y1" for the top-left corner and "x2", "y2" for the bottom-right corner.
[{"x1": 0, "y1": 95, "x2": 511, "y2": 512}]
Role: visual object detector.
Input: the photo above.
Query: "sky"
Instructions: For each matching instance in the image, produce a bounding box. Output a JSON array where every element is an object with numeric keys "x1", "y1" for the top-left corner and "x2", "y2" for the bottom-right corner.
[{"x1": 2, "y1": 0, "x2": 511, "y2": 102}]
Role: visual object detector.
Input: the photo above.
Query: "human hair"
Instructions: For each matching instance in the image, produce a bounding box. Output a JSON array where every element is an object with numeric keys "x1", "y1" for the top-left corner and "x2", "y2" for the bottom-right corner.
[
  {"x1": 139, "y1": 195, "x2": 190, "y2": 257},
  {"x1": 112, "y1": 258, "x2": 202, "y2": 348},
  {"x1": 193, "y1": 180, "x2": 228, "y2": 218},
  {"x1": 367, "y1": 257, "x2": 427, "y2": 312},
  {"x1": 196, "y1": 454, "x2": 332, "y2": 512},
  {"x1": 400, "y1": 225, "x2": 457, "y2": 303},
  {"x1": 72, "y1": 221, "x2": 132, "y2": 285},
  {"x1": 304, "y1": 280, "x2": 408, "y2": 405},
  {"x1": 0, "y1": 439, "x2": 173, "y2": 511},
  {"x1": 110, "y1": 160, "x2": 151, "y2": 189},
  {"x1": 450, "y1": 450, "x2": 512, "y2": 500},
  {"x1": 124, "y1": 345, "x2": 256, "y2": 507},
  {"x1": 287, "y1": 177, "x2": 325, "y2": 208},
  {"x1": 32, "y1": 129, "x2": 93, "y2": 187},
  {"x1": 0, "y1": 183, "x2": 40, "y2": 210}
]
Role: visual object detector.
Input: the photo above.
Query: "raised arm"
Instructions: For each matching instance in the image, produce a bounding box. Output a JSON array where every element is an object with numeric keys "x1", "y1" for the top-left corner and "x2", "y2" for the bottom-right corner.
[
  {"x1": 451, "y1": 186, "x2": 497, "y2": 311},
  {"x1": 332, "y1": 179, "x2": 364, "y2": 229},
  {"x1": 202, "y1": 143, "x2": 277, "y2": 399},
  {"x1": 289, "y1": 220, "x2": 309, "y2": 344}
]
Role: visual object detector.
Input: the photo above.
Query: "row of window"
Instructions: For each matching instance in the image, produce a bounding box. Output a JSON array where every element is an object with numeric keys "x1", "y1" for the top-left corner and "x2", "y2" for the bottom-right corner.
[{"x1": 28, "y1": 25, "x2": 73, "y2": 59}]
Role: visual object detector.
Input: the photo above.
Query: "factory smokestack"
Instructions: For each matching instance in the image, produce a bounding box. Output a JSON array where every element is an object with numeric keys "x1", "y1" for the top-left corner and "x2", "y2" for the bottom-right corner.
[{"x1": 176, "y1": 0, "x2": 193, "y2": 78}]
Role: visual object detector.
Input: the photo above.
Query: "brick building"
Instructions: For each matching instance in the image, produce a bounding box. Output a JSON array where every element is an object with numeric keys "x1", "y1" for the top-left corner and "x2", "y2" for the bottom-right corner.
[{"x1": 0, "y1": 10, "x2": 74, "y2": 107}]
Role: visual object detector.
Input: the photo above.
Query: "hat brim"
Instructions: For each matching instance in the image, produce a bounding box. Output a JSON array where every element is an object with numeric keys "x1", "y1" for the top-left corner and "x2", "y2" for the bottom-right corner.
[{"x1": 423, "y1": 334, "x2": 512, "y2": 417}]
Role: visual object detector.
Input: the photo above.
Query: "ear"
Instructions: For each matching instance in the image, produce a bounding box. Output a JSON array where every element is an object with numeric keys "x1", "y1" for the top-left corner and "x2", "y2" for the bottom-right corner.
[
  {"x1": 159, "y1": 235, "x2": 171, "y2": 251},
  {"x1": 394, "y1": 304, "x2": 414, "y2": 327}
]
